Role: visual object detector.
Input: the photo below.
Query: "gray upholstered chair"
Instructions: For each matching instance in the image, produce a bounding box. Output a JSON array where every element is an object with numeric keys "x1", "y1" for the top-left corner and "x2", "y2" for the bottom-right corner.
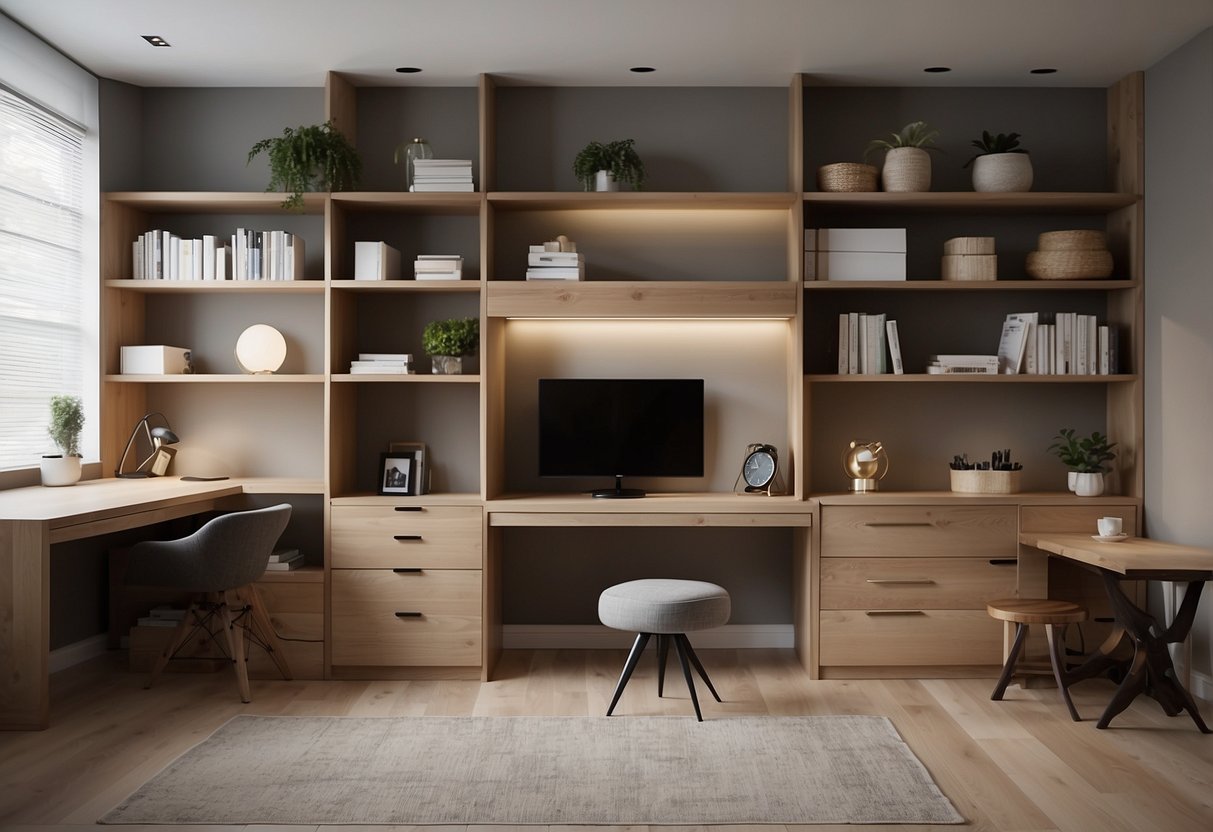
[
  {"x1": 598, "y1": 578, "x2": 731, "y2": 721},
  {"x1": 125, "y1": 503, "x2": 293, "y2": 702}
]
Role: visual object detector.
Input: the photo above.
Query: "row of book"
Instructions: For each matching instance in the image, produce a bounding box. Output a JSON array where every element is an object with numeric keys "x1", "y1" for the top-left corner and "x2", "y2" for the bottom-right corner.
[
  {"x1": 998, "y1": 312, "x2": 1120, "y2": 375},
  {"x1": 132, "y1": 229, "x2": 304, "y2": 281},
  {"x1": 837, "y1": 312, "x2": 903, "y2": 375},
  {"x1": 348, "y1": 352, "x2": 415, "y2": 375},
  {"x1": 410, "y1": 158, "x2": 474, "y2": 192}
]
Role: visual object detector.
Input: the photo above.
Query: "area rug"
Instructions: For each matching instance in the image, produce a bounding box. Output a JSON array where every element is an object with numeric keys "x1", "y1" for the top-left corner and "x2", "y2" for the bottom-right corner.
[{"x1": 100, "y1": 714, "x2": 963, "y2": 825}]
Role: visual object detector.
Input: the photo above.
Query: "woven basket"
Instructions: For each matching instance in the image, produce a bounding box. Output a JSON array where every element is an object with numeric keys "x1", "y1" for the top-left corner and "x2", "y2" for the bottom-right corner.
[
  {"x1": 1038, "y1": 229, "x2": 1107, "y2": 251},
  {"x1": 1026, "y1": 249, "x2": 1114, "y2": 280},
  {"x1": 817, "y1": 162, "x2": 878, "y2": 193},
  {"x1": 950, "y1": 469, "x2": 1022, "y2": 494},
  {"x1": 881, "y1": 147, "x2": 931, "y2": 192}
]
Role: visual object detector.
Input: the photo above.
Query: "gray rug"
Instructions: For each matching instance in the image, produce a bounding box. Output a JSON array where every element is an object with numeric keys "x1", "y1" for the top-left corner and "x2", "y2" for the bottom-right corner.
[{"x1": 101, "y1": 714, "x2": 963, "y2": 825}]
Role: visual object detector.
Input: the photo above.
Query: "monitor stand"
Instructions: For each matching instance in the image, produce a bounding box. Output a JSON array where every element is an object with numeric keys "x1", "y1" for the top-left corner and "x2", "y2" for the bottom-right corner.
[{"x1": 591, "y1": 476, "x2": 646, "y2": 499}]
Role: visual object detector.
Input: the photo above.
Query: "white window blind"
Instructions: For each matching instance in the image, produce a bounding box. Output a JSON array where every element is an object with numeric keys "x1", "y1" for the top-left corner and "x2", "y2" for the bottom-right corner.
[{"x1": 0, "y1": 85, "x2": 92, "y2": 468}]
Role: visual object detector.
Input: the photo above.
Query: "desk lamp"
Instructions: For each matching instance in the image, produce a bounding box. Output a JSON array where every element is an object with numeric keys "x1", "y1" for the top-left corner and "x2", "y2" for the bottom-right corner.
[
  {"x1": 842, "y1": 440, "x2": 888, "y2": 492},
  {"x1": 116, "y1": 412, "x2": 180, "y2": 478}
]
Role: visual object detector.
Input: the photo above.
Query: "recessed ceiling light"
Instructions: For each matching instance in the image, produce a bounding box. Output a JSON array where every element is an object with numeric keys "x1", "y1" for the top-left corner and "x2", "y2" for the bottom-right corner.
[
  {"x1": 395, "y1": 67, "x2": 423, "y2": 74},
  {"x1": 629, "y1": 66, "x2": 656, "y2": 73},
  {"x1": 923, "y1": 66, "x2": 951, "y2": 73},
  {"x1": 141, "y1": 35, "x2": 170, "y2": 47},
  {"x1": 1030, "y1": 67, "x2": 1058, "y2": 75}
]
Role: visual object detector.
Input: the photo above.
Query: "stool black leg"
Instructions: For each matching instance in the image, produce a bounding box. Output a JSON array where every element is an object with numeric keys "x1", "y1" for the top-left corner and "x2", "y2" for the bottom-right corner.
[
  {"x1": 1045, "y1": 624, "x2": 1082, "y2": 722},
  {"x1": 991, "y1": 622, "x2": 1028, "y2": 701},
  {"x1": 672, "y1": 633, "x2": 703, "y2": 721},
  {"x1": 656, "y1": 634, "x2": 670, "y2": 697},
  {"x1": 606, "y1": 632, "x2": 651, "y2": 716},
  {"x1": 677, "y1": 633, "x2": 722, "y2": 703}
]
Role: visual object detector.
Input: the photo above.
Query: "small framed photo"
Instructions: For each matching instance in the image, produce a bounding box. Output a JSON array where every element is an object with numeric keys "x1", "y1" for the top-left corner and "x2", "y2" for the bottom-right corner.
[
  {"x1": 378, "y1": 452, "x2": 414, "y2": 495},
  {"x1": 388, "y1": 441, "x2": 427, "y2": 495}
]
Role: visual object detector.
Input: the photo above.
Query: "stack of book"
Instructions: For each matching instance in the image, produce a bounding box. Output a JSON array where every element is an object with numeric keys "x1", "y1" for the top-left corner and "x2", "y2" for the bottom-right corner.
[
  {"x1": 133, "y1": 231, "x2": 234, "y2": 281},
  {"x1": 135, "y1": 605, "x2": 186, "y2": 628},
  {"x1": 265, "y1": 547, "x2": 303, "y2": 572},
  {"x1": 525, "y1": 246, "x2": 585, "y2": 281},
  {"x1": 927, "y1": 354, "x2": 1000, "y2": 374},
  {"x1": 349, "y1": 353, "x2": 414, "y2": 374},
  {"x1": 410, "y1": 159, "x2": 474, "y2": 192},
  {"x1": 414, "y1": 254, "x2": 463, "y2": 280},
  {"x1": 836, "y1": 312, "x2": 902, "y2": 374}
]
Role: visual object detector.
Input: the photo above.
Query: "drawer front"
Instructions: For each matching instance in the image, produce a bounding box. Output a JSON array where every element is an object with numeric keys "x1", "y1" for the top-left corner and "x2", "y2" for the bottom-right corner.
[
  {"x1": 330, "y1": 569, "x2": 481, "y2": 666},
  {"x1": 819, "y1": 609, "x2": 1003, "y2": 666},
  {"x1": 330, "y1": 505, "x2": 482, "y2": 569},
  {"x1": 820, "y1": 557, "x2": 1018, "y2": 610},
  {"x1": 1019, "y1": 504, "x2": 1138, "y2": 535},
  {"x1": 821, "y1": 505, "x2": 1017, "y2": 558}
]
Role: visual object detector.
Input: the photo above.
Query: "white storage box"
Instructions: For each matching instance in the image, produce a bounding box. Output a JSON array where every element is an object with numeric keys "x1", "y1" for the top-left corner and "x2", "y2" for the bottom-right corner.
[
  {"x1": 814, "y1": 228, "x2": 907, "y2": 281},
  {"x1": 120, "y1": 345, "x2": 192, "y2": 375},
  {"x1": 354, "y1": 241, "x2": 402, "y2": 280}
]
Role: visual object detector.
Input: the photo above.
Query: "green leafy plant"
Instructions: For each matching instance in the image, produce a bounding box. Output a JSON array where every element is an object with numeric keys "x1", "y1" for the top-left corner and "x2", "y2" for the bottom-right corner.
[
  {"x1": 47, "y1": 394, "x2": 84, "y2": 457},
  {"x1": 864, "y1": 121, "x2": 941, "y2": 162},
  {"x1": 1048, "y1": 428, "x2": 1116, "y2": 473},
  {"x1": 422, "y1": 317, "x2": 480, "y2": 357},
  {"x1": 573, "y1": 139, "x2": 646, "y2": 191},
  {"x1": 247, "y1": 120, "x2": 362, "y2": 210},
  {"x1": 964, "y1": 130, "x2": 1028, "y2": 168}
]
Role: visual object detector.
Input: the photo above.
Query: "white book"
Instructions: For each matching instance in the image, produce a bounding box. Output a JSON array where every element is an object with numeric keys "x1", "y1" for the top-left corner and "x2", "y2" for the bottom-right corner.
[
  {"x1": 350, "y1": 360, "x2": 412, "y2": 367},
  {"x1": 415, "y1": 272, "x2": 463, "y2": 280},
  {"x1": 416, "y1": 254, "x2": 462, "y2": 261},
  {"x1": 871, "y1": 313, "x2": 887, "y2": 374},
  {"x1": 858, "y1": 313, "x2": 869, "y2": 373},
  {"x1": 169, "y1": 236, "x2": 180, "y2": 280},
  {"x1": 847, "y1": 312, "x2": 859, "y2": 374},
  {"x1": 837, "y1": 313, "x2": 849, "y2": 374},
  {"x1": 930, "y1": 354, "x2": 1000, "y2": 367},
  {"x1": 349, "y1": 365, "x2": 413, "y2": 374},
  {"x1": 926, "y1": 364, "x2": 999, "y2": 374},
  {"x1": 410, "y1": 183, "x2": 475, "y2": 192},
  {"x1": 216, "y1": 243, "x2": 230, "y2": 280},
  {"x1": 1098, "y1": 325, "x2": 1109, "y2": 375},
  {"x1": 528, "y1": 252, "x2": 583, "y2": 267},
  {"x1": 268, "y1": 547, "x2": 300, "y2": 563},
  {"x1": 285, "y1": 234, "x2": 304, "y2": 281},
  {"x1": 358, "y1": 353, "x2": 414, "y2": 361},
  {"x1": 264, "y1": 559, "x2": 302, "y2": 571},
  {"x1": 1001, "y1": 312, "x2": 1038, "y2": 375},
  {"x1": 526, "y1": 265, "x2": 584, "y2": 280},
  {"x1": 412, "y1": 158, "x2": 473, "y2": 167},
  {"x1": 132, "y1": 239, "x2": 143, "y2": 279},
  {"x1": 415, "y1": 259, "x2": 464, "y2": 272},
  {"x1": 886, "y1": 319, "x2": 904, "y2": 375},
  {"x1": 201, "y1": 235, "x2": 216, "y2": 280},
  {"x1": 1087, "y1": 315, "x2": 1098, "y2": 376}
]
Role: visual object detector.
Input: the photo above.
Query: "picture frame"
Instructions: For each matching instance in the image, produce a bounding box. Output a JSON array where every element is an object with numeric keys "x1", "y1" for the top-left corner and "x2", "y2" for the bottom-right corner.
[
  {"x1": 387, "y1": 441, "x2": 428, "y2": 496},
  {"x1": 377, "y1": 452, "x2": 414, "y2": 495}
]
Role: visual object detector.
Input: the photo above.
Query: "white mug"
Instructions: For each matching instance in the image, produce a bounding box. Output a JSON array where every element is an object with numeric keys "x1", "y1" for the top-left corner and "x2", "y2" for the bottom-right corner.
[{"x1": 1097, "y1": 516, "x2": 1123, "y2": 537}]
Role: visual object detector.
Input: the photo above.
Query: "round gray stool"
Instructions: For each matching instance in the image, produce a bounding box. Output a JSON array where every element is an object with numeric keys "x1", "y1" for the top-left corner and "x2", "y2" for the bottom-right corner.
[{"x1": 598, "y1": 578, "x2": 731, "y2": 721}]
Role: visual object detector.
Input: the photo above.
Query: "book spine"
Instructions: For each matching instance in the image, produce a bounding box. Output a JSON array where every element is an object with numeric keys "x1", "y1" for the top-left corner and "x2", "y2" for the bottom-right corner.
[
  {"x1": 847, "y1": 312, "x2": 859, "y2": 374},
  {"x1": 886, "y1": 319, "x2": 904, "y2": 375},
  {"x1": 837, "y1": 313, "x2": 848, "y2": 374}
]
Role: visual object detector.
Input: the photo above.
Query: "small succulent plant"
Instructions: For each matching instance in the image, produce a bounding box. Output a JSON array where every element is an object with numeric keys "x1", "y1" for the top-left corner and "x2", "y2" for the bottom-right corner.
[
  {"x1": 864, "y1": 121, "x2": 941, "y2": 161},
  {"x1": 964, "y1": 130, "x2": 1028, "y2": 168}
]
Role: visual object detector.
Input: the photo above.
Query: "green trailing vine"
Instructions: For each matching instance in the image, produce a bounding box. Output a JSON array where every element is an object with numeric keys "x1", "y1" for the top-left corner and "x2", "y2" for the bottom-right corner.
[
  {"x1": 247, "y1": 120, "x2": 362, "y2": 210},
  {"x1": 572, "y1": 139, "x2": 646, "y2": 191}
]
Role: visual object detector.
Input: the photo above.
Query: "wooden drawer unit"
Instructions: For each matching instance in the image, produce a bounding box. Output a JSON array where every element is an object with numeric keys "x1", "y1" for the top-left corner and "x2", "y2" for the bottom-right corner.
[
  {"x1": 330, "y1": 568, "x2": 482, "y2": 666},
  {"x1": 821, "y1": 505, "x2": 1017, "y2": 558},
  {"x1": 1019, "y1": 504, "x2": 1138, "y2": 536},
  {"x1": 820, "y1": 556, "x2": 1018, "y2": 610},
  {"x1": 330, "y1": 505, "x2": 482, "y2": 569},
  {"x1": 819, "y1": 609, "x2": 1004, "y2": 666}
]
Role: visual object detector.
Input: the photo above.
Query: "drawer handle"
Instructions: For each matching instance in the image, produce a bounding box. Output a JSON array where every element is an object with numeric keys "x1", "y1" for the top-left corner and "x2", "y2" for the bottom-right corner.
[
  {"x1": 392, "y1": 568, "x2": 423, "y2": 574},
  {"x1": 865, "y1": 610, "x2": 927, "y2": 616},
  {"x1": 988, "y1": 558, "x2": 1017, "y2": 566},
  {"x1": 863, "y1": 522, "x2": 934, "y2": 528},
  {"x1": 393, "y1": 535, "x2": 423, "y2": 541},
  {"x1": 865, "y1": 579, "x2": 936, "y2": 585},
  {"x1": 395, "y1": 611, "x2": 423, "y2": 618},
  {"x1": 394, "y1": 506, "x2": 424, "y2": 512}
]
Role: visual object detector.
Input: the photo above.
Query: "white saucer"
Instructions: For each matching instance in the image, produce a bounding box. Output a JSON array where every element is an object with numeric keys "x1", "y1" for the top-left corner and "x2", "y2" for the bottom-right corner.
[{"x1": 1092, "y1": 533, "x2": 1129, "y2": 542}]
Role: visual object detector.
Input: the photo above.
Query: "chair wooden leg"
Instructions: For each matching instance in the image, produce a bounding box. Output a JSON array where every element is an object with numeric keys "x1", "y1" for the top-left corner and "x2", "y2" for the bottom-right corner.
[
  {"x1": 991, "y1": 621, "x2": 1028, "y2": 701},
  {"x1": 606, "y1": 632, "x2": 650, "y2": 716},
  {"x1": 239, "y1": 583, "x2": 292, "y2": 680},
  {"x1": 146, "y1": 597, "x2": 199, "y2": 690},
  {"x1": 220, "y1": 589, "x2": 251, "y2": 703},
  {"x1": 1046, "y1": 623, "x2": 1082, "y2": 721}
]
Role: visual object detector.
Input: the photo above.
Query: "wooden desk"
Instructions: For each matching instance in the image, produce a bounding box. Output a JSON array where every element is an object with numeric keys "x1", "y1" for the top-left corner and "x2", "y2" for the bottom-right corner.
[
  {"x1": 1018, "y1": 532, "x2": 1213, "y2": 732},
  {"x1": 0, "y1": 477, "x2": 245, "y2": 730}
]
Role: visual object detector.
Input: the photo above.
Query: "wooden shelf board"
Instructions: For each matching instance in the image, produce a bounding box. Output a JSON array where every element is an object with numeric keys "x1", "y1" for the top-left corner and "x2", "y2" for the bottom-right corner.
[
  {"x1": 256, "y1": 564, "x2": 324, "y2": 583},
  {"x1": 105, "y1": 374, "x2": 325, "y2": 383},
  {"x1": 330, "y1": 492, "x2": 483, "y2": 506},
  {"x1": 230, "y1": 477, "x2": 326, "y2": 494},
  {"x1": 803, "y1": 191, "x2": 1138, "y2": 213},
  {"x1": 104, "y1": 279, "x2": 325, "y2": 293},
  {"x1": 814, "y1": 490, "x2": 1142, "y2": 506},
  {"x1": 329, "y1": 374, "x2": 481, "y2": 383},
  {"x1": 806, "y1": 374, "x2": 1138, "y2": 383},
  {"x1": 104, "y1": 191, "x2": 326, "y2": 214},
  {"x1": 486, "y1": 280, "x2": 798, "y2": 318},
  {"x1": 331, "y1": 192, "x2": 483, "y2": 213},
  {"x1": 486, "y1": 492, "x2": 810, "y2": 519},
  {"x1": 804, "y1": 279, "x2": 1138, "y2": 291},
  {"x1": 329, "y1": 279, "x2": 483, "y2": 292},
  {"x1": 488, "y1": 192, "x2": 797, "y2": 211}
]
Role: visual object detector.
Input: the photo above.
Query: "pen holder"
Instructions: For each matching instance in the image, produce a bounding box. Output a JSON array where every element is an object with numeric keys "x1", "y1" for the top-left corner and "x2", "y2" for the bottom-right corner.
[{"x1": 950, "y1": 468, "x2": 1022, "y2": 494}]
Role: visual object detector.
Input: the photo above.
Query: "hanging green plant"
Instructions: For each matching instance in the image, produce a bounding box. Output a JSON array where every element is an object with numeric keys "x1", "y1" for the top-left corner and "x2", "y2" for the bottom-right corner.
[{"x1": 247, "y1": 120, "x2": 362, "y2": 210}]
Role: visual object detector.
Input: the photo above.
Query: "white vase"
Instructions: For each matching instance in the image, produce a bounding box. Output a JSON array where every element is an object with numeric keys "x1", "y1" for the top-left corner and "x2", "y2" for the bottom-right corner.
[
  {"x1": 594, "y1": 170, "x2": 618, "y2": 192},
  {"x1": 40, "y1": 455, "x2": 81, "y2": 487},
  {"x1": 881, "y1": 147, "x2": 931, "y2": 192},
  {"x1": 431, "y1": 355, "x2": 463, "y2": 375},
  {"x1": 1067, "y1": 470, "x2": 1078, "y2": 492},
  {"x1": 1074, "y1": 472, "x2": 1105, "y2": 497},
  {"x1": 972, "y1": 153, "x2": 1033, "y2": 192}
]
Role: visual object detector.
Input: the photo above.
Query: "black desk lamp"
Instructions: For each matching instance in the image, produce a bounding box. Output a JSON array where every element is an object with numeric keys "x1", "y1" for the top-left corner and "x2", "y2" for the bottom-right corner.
[{"x1": 115, "y1": 412, "x2": 180, "y2": 478}]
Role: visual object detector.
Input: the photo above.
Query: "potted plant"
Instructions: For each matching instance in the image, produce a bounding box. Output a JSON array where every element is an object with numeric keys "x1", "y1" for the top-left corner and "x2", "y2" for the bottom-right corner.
[
  {"x1": 1048, "y1": 428, "x2": 1116, "y2": 496},
  {"x1": 864, "y1": 121, "x2": 941, "y2": 192},
  {"x1": 573, "y1": 139, "x2": 645, "y2": 192},
  {"x1": 42, "y1": 394, "x2": 84, "y2": 487},
  {"x1": 247, "y1": 120, "x2": 362, "y2": 210},
  {"x1": 422, "y1": 317, "x2": 479, "y2": 374},
  {"x1": 965, "y1": 130, "x2": 1032, "y2": 192}
]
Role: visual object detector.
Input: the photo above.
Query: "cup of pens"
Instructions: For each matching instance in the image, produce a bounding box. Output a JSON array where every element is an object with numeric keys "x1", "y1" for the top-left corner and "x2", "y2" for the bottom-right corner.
[{"x1": 949, "y1": 449, "x2": 1023, "y2": 494}]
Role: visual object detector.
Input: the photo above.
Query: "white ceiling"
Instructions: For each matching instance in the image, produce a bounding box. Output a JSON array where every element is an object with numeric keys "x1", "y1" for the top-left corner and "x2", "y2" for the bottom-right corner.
[{"x1": 2, "y1": 0, "x2": 1212, "y2": 88}]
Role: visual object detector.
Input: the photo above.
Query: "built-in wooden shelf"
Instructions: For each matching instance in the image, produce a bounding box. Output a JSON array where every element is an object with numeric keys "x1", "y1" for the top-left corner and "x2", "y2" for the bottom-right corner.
[
  {"x1": 232, "y1": 476, "x2": 326, "y2": 494},
  {"x1": 486, "y1": 280, "x2": 798, "y2": 318},
  {"x1": 803, "y1": 191, "x2": 1139, "y2": 213},
  {"x1": 329, "y1": 374, "x2": 481, "y2": 383},
  {"x1": 104, "y1": 279, "x2": 325, "y2": 293},
  {"x1": 330, "y1": 492, "x2": 483, "y2": 506},
  {"x1": 104, "y1": 191, "x2": 326, "y2": 214},
  {"x1": 813, "y1": 490, "x2": 1142, "y2": 506},
  {"x1": 328, "y1": 279, "x2": 482, "y2": 292},
  {"x1": 105, "y1": 374, "x2": 324, "y2": 383},
  {"x1": 806, "y1": 374, "x2": 1138, "y2": 383},
  {"x1": 488, "y1": 192, "x2": 797, "y2": 211},
  {"x1": 331, "y1": 192, "x2": 482, "y2": 213},
  {"x1": 803, "y1": 279, "x2": 1139, "y2": 291}
]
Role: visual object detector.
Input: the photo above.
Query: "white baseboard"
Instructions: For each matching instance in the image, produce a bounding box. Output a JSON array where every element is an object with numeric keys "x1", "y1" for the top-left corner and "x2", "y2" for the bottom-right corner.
[
  {"x1": 502, "y1": 623, "x2": 793, "y2": 650},
  {"x1": 49, "y1": 633, "x2": 108, "y2": 673},
  {"x1": 1191, "y1": 669, "x2": 1213, "y2": 703}
]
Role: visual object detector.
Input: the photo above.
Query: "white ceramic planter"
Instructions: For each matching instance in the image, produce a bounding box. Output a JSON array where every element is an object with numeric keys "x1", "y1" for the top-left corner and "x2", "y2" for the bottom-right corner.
[
  {"x1": 1074, "y1": 471, "x2": 1105, "y2": 497},
  {"x1": 881, "y1": 147, "x2": 931, "y2": 192},
  {"x1": 972, "y1": 153, "x2": 1033, "y2": 192},
  {"x1": 1067, "y1": 470, "x2": 1078, "y2": 492},
  {"x1": 594, "y1": 170, "x2": 619, "y2": 192},
  {"x1": 40, "y1": 455, "x2": 81, "y2": 487}
]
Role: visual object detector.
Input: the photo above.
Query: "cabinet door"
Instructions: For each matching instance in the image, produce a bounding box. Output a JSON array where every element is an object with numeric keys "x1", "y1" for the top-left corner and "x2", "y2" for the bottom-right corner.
[{"x1": 821, "y1": 505, "x2": 1018, "y2": 558}]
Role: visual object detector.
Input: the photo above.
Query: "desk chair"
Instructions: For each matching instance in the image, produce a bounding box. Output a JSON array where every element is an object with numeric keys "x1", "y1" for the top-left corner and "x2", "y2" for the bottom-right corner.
[{"x1": 125, "y1": 503, "x2": 293, "y2": 702}]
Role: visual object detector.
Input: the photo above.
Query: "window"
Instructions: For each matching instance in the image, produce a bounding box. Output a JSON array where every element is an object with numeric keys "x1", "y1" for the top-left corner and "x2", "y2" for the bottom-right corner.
[{"x1": 0, "y1": 85, "x2": 97, "y2": 468}]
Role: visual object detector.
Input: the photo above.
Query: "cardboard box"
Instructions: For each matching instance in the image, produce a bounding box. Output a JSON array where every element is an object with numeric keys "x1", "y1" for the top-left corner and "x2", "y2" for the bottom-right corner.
[{"x1": 120, "y1": 345, "x2": 192, "y2": 374}]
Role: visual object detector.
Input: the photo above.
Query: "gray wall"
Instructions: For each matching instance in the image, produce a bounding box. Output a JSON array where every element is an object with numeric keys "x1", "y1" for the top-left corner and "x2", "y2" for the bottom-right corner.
[{"x1": 1144, "y1": 27, "x2": 1213, "y2": 685}]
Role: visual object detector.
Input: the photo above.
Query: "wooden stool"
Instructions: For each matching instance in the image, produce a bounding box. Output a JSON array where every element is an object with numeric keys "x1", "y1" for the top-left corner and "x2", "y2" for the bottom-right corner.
[{"x1": 987, "y1": 598, "x2": 1087, "y2": 721}]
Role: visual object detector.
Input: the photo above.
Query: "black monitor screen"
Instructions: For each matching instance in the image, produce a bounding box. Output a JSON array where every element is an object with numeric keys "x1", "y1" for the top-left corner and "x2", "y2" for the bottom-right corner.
[{"x1": 538, "y1": 378, "x2": 704, "y2": 478}]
